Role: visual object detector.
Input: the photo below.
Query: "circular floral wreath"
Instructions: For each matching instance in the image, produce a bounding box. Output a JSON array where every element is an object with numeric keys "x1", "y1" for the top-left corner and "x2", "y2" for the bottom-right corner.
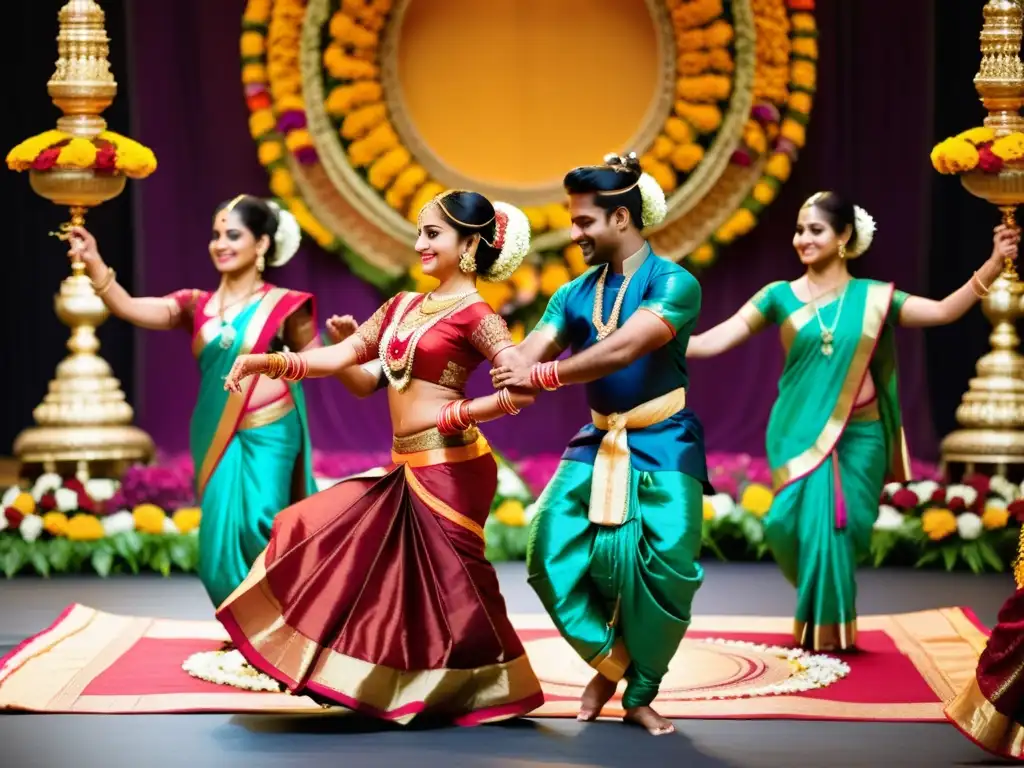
[{"x1": 240, "y1": 0, "x2": 816, "y2": 337}]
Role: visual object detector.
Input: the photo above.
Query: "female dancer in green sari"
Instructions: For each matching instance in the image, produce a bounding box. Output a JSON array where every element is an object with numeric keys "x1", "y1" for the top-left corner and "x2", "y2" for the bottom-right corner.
[
  {"x1": 67, "y1": 195, "x2": 357, "y2": 607},
  {"x1": 688, "y1": 191, "x2": 1017, "y2": 651}
]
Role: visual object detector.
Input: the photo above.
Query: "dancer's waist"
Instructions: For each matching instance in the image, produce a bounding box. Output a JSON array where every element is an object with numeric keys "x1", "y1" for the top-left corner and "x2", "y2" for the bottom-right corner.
[
  {"x1": 239, "y1": 394, "x2": 294, "y2": 431},
  {"x1": 391, "y1": 426, "x2": 490, "y2": 468}
]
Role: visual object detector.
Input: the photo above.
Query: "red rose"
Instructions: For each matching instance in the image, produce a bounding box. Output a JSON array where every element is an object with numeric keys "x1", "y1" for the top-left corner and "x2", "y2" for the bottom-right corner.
[
  {"x1": 948, "y1": 496, "x2": 966, "y2": 513},
  {"x1": 95, "y1": 143, "x2": 116, "y2": 172},
  {"x1": 38, "y1": 492, "x2": 58, "y2": 512},
  {"x1": 63, "y1": 478, "x2": 85, "y2": 494},
  {"x1": 4, "y1": 507, "x2": 24, "y2": 528},
  {"x1": 1009, "y1": 499, "x2": 1024, "y2": 523},
  {"x1": 731, "y1": 148, "x2": 753, "y2": 167},
  {"x1": 891, "y1": 488, "x2": 920, "y2": 510},
  {"x1": 32, "y1": 147, "x2": 61, "y2": 171},
  {"x1": 930, "y1": 488, "x2": 947, "y2": 504},
  {"x1": 247, "y1": 92, "x2": 272, "y2": 112},
  {"x1": 76, "y1": 492, "x2": 97, "y2": 514},
  {"x1": 978, "y1": 144, "x2": 1004, "y2": 173}
]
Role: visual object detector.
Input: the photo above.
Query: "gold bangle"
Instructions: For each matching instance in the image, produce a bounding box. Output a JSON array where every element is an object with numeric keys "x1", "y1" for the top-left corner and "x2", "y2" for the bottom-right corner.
[
  {"x1": 971, "y1": 271, "x2": 991, "y2": 298},
  {"x1": 91, "y1": 268, "x2": 116, "y2": 295},
  {"x1": 264, "y1": 353, "x2": 286, "y2": 379}
]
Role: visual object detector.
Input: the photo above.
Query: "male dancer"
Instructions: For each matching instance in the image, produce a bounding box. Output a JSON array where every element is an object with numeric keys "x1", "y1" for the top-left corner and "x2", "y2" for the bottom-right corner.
[{"x1": 491, "y1": 154, "x2": 710, "y2": 735}]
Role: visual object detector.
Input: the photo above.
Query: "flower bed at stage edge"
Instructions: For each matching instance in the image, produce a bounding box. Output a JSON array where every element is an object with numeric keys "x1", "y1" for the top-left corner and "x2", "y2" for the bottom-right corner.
[{"x1": 3, "y1": 452, "x2": 1020, "y2": 577}]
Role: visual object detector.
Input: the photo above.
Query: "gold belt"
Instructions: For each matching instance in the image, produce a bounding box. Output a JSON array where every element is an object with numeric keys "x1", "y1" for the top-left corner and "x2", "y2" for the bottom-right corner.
[
  {"x1": 590, "y1": 387, "x2": 688, "y2": 526},
  {"x1": 391, "y1": 426, "x2": 489, "y2": 468},
  {"x1": 239, "y1": 397, "x2": 294, "y2": 431}
]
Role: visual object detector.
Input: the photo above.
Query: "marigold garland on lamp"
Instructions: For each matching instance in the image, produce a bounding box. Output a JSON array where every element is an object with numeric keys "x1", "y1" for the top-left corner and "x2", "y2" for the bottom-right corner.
[{"x1": 6, "y1": 0, "x2": 155, "y2": 482}]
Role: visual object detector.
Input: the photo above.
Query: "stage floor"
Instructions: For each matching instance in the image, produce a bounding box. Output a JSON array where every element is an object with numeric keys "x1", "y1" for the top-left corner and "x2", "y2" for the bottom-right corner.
[{"x1": 0, "y1": 562, "x2": 1010, "y2": 768}]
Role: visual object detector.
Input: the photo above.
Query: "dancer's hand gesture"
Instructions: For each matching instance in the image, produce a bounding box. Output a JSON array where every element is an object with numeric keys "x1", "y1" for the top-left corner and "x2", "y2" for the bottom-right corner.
[
  {"x1": 326, "y1": 314, "x2": 358, "y2": 344},
  {"x1": 224, "y1": 354, "x2": 266, "y2": 393}
]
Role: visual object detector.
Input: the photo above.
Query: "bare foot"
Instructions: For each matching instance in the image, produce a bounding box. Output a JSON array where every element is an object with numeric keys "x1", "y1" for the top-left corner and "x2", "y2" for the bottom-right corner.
[
  {"x1": 624, "y1": 705, "x2": 675, "y2": 735},
  {"x1": 577, "y1": 672, "x2": 617, "y2": 721}
]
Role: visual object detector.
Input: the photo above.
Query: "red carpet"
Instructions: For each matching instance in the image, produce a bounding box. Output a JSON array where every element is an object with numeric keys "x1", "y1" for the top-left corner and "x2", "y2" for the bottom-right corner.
[{"x1": 0, "y1": 605, "x2": 988, "y2": 721}]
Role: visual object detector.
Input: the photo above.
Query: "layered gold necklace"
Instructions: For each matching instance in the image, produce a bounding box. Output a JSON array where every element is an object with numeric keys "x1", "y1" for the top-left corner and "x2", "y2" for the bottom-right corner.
[
  {"x1": 592, "y1": 265, "x2": 633, "y2": 341},
  {"x1": 379, "y1": 291, "x2": 475, "y2": 391}
]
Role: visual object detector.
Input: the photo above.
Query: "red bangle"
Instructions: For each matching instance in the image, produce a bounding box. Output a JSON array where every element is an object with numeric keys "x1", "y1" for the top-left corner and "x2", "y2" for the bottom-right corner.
[
  {"x1": 530, "y1": 361, "x2": 561, "y2": 391},
  {"x1": 497, "y1": 388, "x2": 520, "y2": 415}
]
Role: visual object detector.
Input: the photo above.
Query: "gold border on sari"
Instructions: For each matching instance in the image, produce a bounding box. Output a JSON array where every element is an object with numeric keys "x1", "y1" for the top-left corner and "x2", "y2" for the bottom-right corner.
[
  {"x1": 590, "y1": 638, "x2": 630, "y2": 682},
  {"x1": 392, "y1": 425, "x2": 480, "y2": 455},
  {"x1": 771, "y1": 283, "x2": 893, "y2": 490},
  {"x1": 221, "y1": 553, "x2": 540, "y2": 722},
  {"x1": 738, "y1": 302, "x2": 767, "y2": 333},
  {"x1": 196, "y1": 288, "x2": 292, "y2": 498},
  {"x1": 403, "y1": 465, "x2": 486, "y2": 540},
  {"x1": 794, "y1": 619, "x2": 858, "y2": 652},
  {"x1": 946, "y1": 677, "x2": 1024, "y2": 759},
  {"x1": 239, "y1": 396, "x2": 295, "y2": 431}
]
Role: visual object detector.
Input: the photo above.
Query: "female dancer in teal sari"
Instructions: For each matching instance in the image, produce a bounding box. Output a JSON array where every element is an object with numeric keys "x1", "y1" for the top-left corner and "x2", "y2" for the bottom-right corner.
[
  {"x1": 67, "y1": 195, "x2": 352, "y2": 607},
  {"x1": 688, "y1": 191, "x2": 1017, "y2": 651}
]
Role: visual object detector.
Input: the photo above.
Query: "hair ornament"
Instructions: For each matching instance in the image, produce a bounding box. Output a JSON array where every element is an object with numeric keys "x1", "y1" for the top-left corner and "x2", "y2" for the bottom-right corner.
[
  {"x1": 481, "y1": 202, "x2": 531, "y2": 282},
  {"x1": 847, "y1": 205, "x2": 876, "y2": 258},
  {"x1": 266, "y1": 200, "x2": 302, "y2": 267}
]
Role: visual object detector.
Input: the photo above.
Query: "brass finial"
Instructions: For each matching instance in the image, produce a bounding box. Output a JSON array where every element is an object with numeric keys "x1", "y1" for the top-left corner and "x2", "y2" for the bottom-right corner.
[
  {"x1": 47, "y1": 0, "x2": 117, "y2": 138},
  {"x1": 975, "y1": 0, "x2": 1024, "y2": 135}
]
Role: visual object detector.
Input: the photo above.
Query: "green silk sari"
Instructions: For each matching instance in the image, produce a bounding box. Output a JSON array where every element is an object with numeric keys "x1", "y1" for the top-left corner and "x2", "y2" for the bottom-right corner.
[
  {"x1": 741, "y1": 278, "x2": 910, "y2": 650},
  {"x1": 188, "y1": 285, "x2": 317, "y2": 607}
]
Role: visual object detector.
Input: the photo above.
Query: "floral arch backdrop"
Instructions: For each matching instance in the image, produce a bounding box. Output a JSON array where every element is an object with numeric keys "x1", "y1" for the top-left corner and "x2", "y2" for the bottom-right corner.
[{"x1": 240, "y1": 0, "x2": 816, "y2": 335}]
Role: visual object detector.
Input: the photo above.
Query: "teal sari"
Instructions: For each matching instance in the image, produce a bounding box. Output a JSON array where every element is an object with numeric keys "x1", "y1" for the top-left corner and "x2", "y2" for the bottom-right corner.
[
  {"x1": 188, "y1": 285, "x2": 317, "y2": 607},
  {"x1": 741, "y1": 278, "x2": 910, "y2": 651}
]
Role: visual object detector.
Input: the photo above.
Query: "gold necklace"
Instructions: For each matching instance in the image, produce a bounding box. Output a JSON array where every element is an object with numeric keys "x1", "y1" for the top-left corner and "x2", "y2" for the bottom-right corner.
[
  {"x1": 807, "y1": 279, "x2": 848, "y2": 358},
  {"x1": 592, "y1": 265, "x2": 633, "y2": 340},
  {"x1": 379, "y1": 292, "x2": 473, "y2": 391},
  {"x1": 215, "y1": 282, "x2": 263, "y2": 349},
  {"x1": 421, "y1": 289, "x2": 476, "y2": 316}
]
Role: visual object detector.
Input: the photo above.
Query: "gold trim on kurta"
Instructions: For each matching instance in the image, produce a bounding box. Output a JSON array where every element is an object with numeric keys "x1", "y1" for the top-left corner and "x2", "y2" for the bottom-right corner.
[
  {"x1": 196, "y1": 288, "x2": 291, "y2": 497},
  {"x1": 220, "y1": 553, "x2": 540, "y2": 722},
  {"x1": 590, "y1": 387, "x2": 688, "y2": 526},
  {"x1": 239, "y1": 396, "x2": 295, "y2": 431},
  {"x1": 946, "y1": 677, "x2": 1024, "y2": 759},
  {"x1": 771, "y1": 283, "x2": 893, "y2": 490}
]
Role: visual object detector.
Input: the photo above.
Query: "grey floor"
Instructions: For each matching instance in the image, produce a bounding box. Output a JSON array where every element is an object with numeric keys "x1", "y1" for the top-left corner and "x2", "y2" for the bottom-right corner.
[{"x1": 0, "y1": 562, "x2": 1015, "y2": 768}]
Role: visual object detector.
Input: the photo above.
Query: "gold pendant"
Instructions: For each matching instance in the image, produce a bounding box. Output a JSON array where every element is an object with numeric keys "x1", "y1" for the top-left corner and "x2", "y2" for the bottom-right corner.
[{"x1": 821, "y1": 342, "x2": 834, "y2": 358}]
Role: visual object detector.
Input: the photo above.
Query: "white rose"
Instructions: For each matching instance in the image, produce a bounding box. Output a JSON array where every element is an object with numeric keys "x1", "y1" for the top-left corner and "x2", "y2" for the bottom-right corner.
[
  {"x1": 85, "y1": 479, "x2": 118, "y2": 502},
  {"x1": 19, "y1": 514, "x2": 43, "y2": 543},
  {"x1": 992, "y1": 476, "x2": 1020, "y2": 502},
  {"x1": 0, "y1": 514, "x2": 8, "y2": 533},
  {"x1": 496, "y1": 466, "x2": 528, "y2": 498},
  {"x1": 709, "y1": 493, "x2": 735, "y2": 519},
  {"x1": 874, "y1": 505, "x2": 906, "y2": 531},
  {"x1": 102, "y1": 510, "x2": 135, "y2": 536},
  {"x1": 986, "y1": 497, "x2": 1008, "y2": 510},
  {"x1": 908, "y1": 481, "x2": 939, "y2": 501},
  {"x1": 946, "y1": 484, "x2": 978, "y2": 508},
  {"x1": 54, "y1": 487, "x2": 80, "y2": 513},
  {"x1": 1, "y1": 485, "x2": 22, "y2": 508},
  {"x1": 883, "y1": 482, "x2": 903, "y2": 497},
  {"x1": 957, "y1": 512, "x2": 983, "y2": 541},
  {"x1": 162, "y1": 516, "x2": 178, "y2": 535},
  {"x1": 31, "y1": 473, "x2": 62, "y2": 501}
]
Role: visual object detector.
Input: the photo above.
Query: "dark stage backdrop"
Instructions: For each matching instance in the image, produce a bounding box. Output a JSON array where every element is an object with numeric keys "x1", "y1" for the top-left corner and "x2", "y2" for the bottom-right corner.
[
  {"x1": 6, "y1": 1, "x2": 998, "y2": 462},
  {"x1": 1, "y1": 0, "x2": 136, "y2": 455}
]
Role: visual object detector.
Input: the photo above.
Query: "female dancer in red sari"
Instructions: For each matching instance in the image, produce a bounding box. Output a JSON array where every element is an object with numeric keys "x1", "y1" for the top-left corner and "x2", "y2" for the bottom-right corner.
[
  {"x1": 946, "y1": 548, "x2": 1024, "y2": 760},
  {"x1": 212, "y1": 190, "x2": 543, "y2": 725}
]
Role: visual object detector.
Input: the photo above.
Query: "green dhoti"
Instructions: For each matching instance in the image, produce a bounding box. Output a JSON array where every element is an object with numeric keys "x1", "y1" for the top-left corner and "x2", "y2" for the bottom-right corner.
[{"x1": 526, "y1": 460, "x2": 704, "y2": 708}]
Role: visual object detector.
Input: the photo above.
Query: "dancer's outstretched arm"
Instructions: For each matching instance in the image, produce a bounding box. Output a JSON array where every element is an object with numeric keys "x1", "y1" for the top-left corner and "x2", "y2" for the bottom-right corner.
[{"x1": 898, "y1": 224, "x2": 1016, "y2": 328}]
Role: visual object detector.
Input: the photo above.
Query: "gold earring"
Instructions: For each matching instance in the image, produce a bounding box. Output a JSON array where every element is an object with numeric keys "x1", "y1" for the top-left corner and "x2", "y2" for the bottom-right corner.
[
  {"x1": 459, "y1": 251, "x2": 476, "y2": 274},
  {"x1": 256, "y1": 251, "x2": 266, "y2": 272},
  {"x1": 838, "y1": 241, "x2": 847, "y2": 260}
]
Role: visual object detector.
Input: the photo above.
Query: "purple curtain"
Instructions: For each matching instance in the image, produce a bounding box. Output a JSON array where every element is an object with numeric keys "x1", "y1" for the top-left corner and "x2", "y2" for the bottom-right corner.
[{"x1": 127, "y1": 0, "x2": 937, "y2": 460}]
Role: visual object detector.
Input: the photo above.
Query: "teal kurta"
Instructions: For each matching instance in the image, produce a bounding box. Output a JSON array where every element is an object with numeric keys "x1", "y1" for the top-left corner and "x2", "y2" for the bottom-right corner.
[
  {"x1": 189, "y1": 287, "x2": 317, "y2": 608},
  {"x1": 527, "y1": 244, "x2": 708, "y2": 708},
  {"x1": 741, "y1": 278, "x2": 909, "y2": 650}
]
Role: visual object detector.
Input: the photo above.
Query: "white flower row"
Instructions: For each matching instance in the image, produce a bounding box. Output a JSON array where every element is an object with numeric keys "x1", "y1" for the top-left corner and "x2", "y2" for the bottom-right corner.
[
  {"x1": 697, "y1": 638, "x2": 850, "y2": 698},
  {"x1": 1, "y1": 474, "x2": 120, "y2": 506},
  {"x1": 183, "y1": 650, "x2": 283, "y2": 693},
  {"x1": 0, "y1": 508, "x2": 179, "y2": 541}
]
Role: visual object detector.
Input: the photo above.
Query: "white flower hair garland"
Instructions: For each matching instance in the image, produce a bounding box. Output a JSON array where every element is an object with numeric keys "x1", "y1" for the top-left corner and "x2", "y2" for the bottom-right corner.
[
  {"x1": 637, "y1": 172, "x2": 668, "y2": 228},
  {"x1": 482, "y1": 202, "x2": 531, "y2": 282},
  {"x1": 267, "y1": 200, "x2": 302, "y2": 266},
  {"x1": 847, "y1": 205, "x2": 876, "y2": 258}
]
